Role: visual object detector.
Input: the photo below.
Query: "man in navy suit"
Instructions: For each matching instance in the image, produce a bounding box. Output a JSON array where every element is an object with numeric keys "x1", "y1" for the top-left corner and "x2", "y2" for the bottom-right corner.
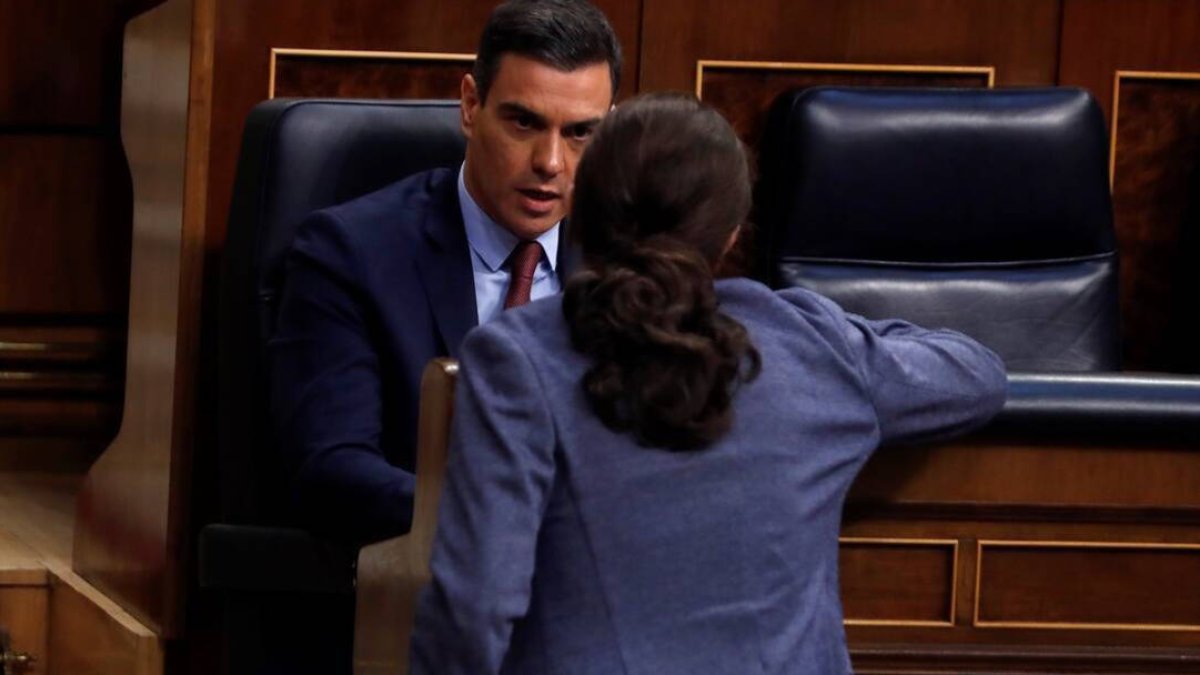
[{"x1": 269, "y1": 0, "x2": 622, "y2": 544}]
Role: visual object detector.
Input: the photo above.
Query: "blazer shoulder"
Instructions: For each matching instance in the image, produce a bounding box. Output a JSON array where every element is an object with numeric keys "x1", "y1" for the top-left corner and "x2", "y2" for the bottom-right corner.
[
  {"x1": 316, "y1": 167, "x2": 459, "y2": 249},
  {"x1": 717, "y1": 278, "x2": 846, "y2": 330}
]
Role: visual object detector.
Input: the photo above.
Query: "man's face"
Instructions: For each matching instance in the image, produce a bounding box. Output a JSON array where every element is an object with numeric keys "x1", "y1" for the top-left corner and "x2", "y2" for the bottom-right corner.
[{"x1": 461, "y1": 54, "x2": 613, "y2": 240}]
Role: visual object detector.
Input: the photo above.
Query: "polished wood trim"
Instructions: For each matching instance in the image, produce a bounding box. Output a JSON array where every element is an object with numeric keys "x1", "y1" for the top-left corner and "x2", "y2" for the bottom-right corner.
[
  {"x1": 71, "y1": 0, "x2": 212, "y2": 638},
  {"x1": 851, "y1": 642, "x2": 1200, "y2": 672},
  {"x1": 0, "y1": 472, "x2": 161, "y2": 673},
  {"x1": 839, "y1": 537, "x2": 958, "y2": 628},
  {"x1": 268, "y1": 47, "x2": 475, "y2": 98},
  {"x1": 694, "y1": 60, "x2": 996, "y2": 98},
  {"x1": 48, "y1": 572, "x2": 163, "y2": 675},
  {"x1": 1108, "y1": 69, "x2": 1200, "y2": 187},
  {"x1": 973, "y1": 539, "x2": 1200, "y2": 632}
]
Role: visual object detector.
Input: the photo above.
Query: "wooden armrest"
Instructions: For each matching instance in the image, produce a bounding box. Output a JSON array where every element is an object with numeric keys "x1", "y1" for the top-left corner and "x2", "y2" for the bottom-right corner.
[{"x1": 353, "y1": 358, "x2": 458, "y2": 675}]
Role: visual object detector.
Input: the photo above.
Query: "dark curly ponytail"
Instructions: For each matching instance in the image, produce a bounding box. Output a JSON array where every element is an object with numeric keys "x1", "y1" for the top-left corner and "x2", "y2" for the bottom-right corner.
[{"x1": 563, "y1": 93, "x2": 761, "y2": 451}]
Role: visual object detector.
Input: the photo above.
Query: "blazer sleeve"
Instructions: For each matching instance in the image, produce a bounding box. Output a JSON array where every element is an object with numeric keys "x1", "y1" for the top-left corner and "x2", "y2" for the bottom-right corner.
[
  {"x1": 269, "y1": 210, "x2": 415, "y2": 544},
  {"x1": 805, "y1": 292, "x2": 1008, "y2": 445},
  {"x1": 410, "y1": 322, "x2": 557, "y2": 675}
]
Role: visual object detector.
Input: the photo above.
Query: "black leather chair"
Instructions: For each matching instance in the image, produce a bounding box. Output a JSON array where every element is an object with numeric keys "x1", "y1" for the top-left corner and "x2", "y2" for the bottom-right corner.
[
  {"x1": 756, "y1": 87, "x2": 1119, "y2": 372},
  {"x1": 201, "y1": 98, "x2": 465, "y2": 675},
  {"x1": 756, "y1": 86, "x2": 1200, "y2": 440}
]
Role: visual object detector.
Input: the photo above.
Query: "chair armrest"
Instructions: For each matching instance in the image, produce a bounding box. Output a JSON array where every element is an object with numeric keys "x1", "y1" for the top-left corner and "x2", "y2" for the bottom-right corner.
[
  {"x1": 198, "y1": 523, "x2": 356, "y2": 594},
  {"x1": 989, "y1": 372, "x2": 1200, "y2": 443}
]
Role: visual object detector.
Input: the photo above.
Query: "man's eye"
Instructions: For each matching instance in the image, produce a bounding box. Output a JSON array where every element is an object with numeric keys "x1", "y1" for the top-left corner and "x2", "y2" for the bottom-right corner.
[
  {"x1": 513, "y1": 114, "x2": 535, "y2": 129},
  {"x1": 568, "y1": 125, "x2": 594, "y2": 141}
]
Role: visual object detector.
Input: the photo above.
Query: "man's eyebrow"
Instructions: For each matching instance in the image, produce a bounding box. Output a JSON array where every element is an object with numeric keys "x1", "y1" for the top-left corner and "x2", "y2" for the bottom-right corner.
[
  {"x1": 495, "y1": 102, "x2": 603, "y2": 130},
  {"x1": 496, "y1": 102, "x2": 547, "y2": 125},
  {"x1": 566, "y1": 116, "x2": 604, "y2": 130}
]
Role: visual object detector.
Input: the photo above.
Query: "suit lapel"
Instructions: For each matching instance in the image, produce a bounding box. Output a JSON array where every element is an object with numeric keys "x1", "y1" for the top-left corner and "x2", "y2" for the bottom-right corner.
[{"x1": 416, "y1": 171, "x2": 477, "y2": 359}]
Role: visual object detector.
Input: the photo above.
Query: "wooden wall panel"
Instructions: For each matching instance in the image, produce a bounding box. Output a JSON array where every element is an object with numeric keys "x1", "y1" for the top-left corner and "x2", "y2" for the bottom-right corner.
[
  {"x1": 640, "y1": 0, "x2": 1061, "y2": 94},
  {"x1": 270, "y1": 50, "x2": 473, "y2": 100},
  {"x1": 1060, "y1": 0, "x2": 1200, "y2": 373},
  {"x1": 0, "y1": 0, "x2": 134, "y2": 449},
  {"x1": 840, "y1": 539, "x2": 956, "y2": 626},
  {"x1": 976, "y1": 541, "x2": 1200, "y2": 629},
  {"x1": 0, "y1": 138, "x2": 130, "y2": 314},
  {"x1": 0, "y1": 1, "x2": 119, "y2": 127},
  {"x1": 1109, "y1": 75, "x2": 1200, "y2": 372}
]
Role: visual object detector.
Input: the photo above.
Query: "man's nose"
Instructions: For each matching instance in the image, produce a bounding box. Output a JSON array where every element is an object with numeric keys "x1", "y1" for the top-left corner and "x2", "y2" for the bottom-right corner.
[{"x1": 532, "y1": 133, "x2": 564, "y2": 177}]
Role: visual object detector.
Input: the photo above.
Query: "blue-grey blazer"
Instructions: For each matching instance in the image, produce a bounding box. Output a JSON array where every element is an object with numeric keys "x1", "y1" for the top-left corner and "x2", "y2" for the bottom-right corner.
[{"x1": 411, "y1": 278, "x2": 1006, "y2": 674}]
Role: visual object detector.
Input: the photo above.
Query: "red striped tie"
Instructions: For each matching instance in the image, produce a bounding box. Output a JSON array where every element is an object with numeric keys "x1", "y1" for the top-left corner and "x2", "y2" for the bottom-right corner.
[{"x1": 503, "y1": 240, "x2": 543, "y2": 309}]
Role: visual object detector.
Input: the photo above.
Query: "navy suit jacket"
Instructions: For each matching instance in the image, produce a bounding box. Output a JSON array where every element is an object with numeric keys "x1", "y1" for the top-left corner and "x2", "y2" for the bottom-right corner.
[
  {"x1": 270, "y1": 167, "x2": 576, "y2": 544},
  {"x1": 411, "y1": 279, "x2": 1007, "y2": 674}
]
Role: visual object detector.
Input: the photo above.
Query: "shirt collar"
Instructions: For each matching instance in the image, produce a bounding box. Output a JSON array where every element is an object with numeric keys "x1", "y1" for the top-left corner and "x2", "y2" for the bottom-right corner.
[{"x1": 458, "y1": 164, "x2": 560, "y2": 273}]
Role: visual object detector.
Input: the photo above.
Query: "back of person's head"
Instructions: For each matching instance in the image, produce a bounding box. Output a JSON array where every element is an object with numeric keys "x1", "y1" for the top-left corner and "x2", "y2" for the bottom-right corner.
[
  {"x1": 564, "y1": 93, "x2": 761, "y2": 451},
  {"x1": 474, "y1": 0, "x2": 622, "y2": 104}
]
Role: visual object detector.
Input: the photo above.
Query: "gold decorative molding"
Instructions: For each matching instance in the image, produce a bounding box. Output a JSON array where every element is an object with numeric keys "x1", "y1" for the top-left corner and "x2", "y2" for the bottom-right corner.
[
  {"x1": 974, "y1": 539, "x2": 1200, "y2": 632},
  {"x1": 268, "y1": 47, "x2": 476, "y2": 99},
  {"x1": 839, "y1": 536, "x2": 959, "y2": 628},
  {"x1": 1109, "y1": 69, "x2": 1200, "y2": 187},
  {"x1": 694, "y1": 60, "x2": 995, "y2": 99}
]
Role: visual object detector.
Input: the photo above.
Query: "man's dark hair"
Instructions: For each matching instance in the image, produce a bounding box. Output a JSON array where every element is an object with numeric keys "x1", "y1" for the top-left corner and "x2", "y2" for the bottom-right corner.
[{"x1": 474, "y1": 0, "x2": 622, "y2": 103}]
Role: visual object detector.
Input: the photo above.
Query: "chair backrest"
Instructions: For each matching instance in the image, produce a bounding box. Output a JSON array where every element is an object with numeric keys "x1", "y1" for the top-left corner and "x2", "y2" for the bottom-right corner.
[
  {"x1": 756, "y1": 87, "x2": 1119, "y2": 372},
  {"x1": 353, "y1": 358, "x2": 458, "y2": 675},
  {"x1": 219, "y1": 99, "x2": 466, "y2": 524}
]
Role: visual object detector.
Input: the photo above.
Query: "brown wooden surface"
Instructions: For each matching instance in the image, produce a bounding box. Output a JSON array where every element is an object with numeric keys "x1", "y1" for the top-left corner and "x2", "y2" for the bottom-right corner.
[
  {"x1": 0, "y1": 528, "x2": 49, "y2": 675},
  {"x1": 47, "y1": 574, "x2": 162, "y2": 675},
  {"x1": 0, "y1": 472, "x2": 161, "y2": 675},
  {"x1": 1058, "y1": 0, "x2": 1200, "y2": 122},
  {"x1": 1059, "y1": 0, "x2": 1200, "y2": 372},
  {"x1": 0, "y1": 0, "x2": 133, "y2": 450},
  {"x1": 72, "y1": 0, "x2": 204, "y2": 638},
  {"x1": 0, "y1": 137, "x2": 129, "y2": 313},
  {"x1": 639, "y1": 0, "x2": 1061, "y2": 94},
  {"x1": 354, "y1": 360, "x2": 458, "y2": 675},
  {"x1": 0, "y1": 586, "x2": 49, "y2": 675},
  {"x1": 0, "y1": 1, "x2": 120, "y2": 127},
  {"x1": 849, "y1": 440, "x2": 1200, "y2": 509}
]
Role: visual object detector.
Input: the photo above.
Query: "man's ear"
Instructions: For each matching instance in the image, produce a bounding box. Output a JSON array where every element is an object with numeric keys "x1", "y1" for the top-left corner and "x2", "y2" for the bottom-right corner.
[{"x1": 460, "y1": 74, "x2": 480, "y2": 139}]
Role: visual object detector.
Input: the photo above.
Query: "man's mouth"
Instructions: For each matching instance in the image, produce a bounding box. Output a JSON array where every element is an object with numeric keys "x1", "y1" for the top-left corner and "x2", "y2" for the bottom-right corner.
[
  {"x1": 517, "y1": 188, "x2": 561, "y2": 216},
  {"x1": 518, "y1": 188, "x2": 560, "y2": 202}
]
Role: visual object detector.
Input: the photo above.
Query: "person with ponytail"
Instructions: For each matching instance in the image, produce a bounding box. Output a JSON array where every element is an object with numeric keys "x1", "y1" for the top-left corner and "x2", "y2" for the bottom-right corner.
[{"x1": 411, "y1": 93, "x2": 1006, "y2": 674}]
